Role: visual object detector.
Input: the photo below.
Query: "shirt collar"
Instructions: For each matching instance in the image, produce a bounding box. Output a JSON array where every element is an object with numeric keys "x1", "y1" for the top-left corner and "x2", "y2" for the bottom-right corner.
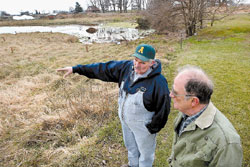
[
  {"x1": 182, "y1": 104, "x2": 207, "y2": 121},
  {"x1": 133, "y1": 68, "x2": 152, "y2": 82}
]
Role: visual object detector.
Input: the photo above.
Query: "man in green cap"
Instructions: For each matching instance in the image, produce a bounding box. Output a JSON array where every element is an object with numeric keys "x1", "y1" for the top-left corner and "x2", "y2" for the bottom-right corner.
[{"x1": 57, "y1": 44, "x2": 171, "y2": 167}]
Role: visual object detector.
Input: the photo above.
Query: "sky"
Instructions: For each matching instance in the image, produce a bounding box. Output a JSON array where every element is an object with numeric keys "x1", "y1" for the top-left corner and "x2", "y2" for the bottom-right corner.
[
  {"x1": 0, "y1": 0, "x2": 250, "y2": 15},
  {"x1": 0, "y1": 0, "x2": 90, "y2": 15}
]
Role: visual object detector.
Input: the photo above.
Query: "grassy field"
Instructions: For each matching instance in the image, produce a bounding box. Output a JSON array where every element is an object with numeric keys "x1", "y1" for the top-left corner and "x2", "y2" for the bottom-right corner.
[{"x1": 0, "y1": 13, "x2": 249, "y2": 167}]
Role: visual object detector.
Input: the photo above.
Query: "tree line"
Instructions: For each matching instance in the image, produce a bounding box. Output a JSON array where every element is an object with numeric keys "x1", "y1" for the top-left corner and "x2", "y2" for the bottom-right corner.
[
  {"x1": 79, "y1": 0, "x2": 242, "y2": 36},
  {"x1": 87, "y1": 0, "x2": 148, "y2": 13}
]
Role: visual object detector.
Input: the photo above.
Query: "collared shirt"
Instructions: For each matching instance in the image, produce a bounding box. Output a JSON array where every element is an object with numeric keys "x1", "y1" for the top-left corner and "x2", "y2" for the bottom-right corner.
[{"x1": 178, "y1": 105, "x2": 208, "y2": 136}]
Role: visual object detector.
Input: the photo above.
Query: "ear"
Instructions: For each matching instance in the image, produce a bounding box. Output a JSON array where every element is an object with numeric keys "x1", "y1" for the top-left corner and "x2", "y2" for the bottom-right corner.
[
  {"x1": 150, "y1": 60, "x2": 155, "y2": 67},
  {"x1": 191, "y1": 97, "x2": 200, "y2": 107}
]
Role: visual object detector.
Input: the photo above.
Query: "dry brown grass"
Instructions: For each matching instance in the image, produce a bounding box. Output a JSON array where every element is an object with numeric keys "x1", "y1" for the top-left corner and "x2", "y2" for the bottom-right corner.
[
  {"x1": 0, "y1": 30, "x2": 176, "y2": 166},
  {"x1": 0, "y1": 32, "x2": 123, "y2": 166}
]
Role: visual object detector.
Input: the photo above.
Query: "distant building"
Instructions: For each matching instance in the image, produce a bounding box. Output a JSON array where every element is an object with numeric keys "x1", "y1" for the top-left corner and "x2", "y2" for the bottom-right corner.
[
  {"x1": 86, "y1": 6, "x2": 101, "y2": 13},
  {"x1": 0, "y1": 11, "x2": 12, "y2": 20},
  {"x1": 20, "y1": 11, "x2": 30, "y2": 16},
  {"x1": 0, "y1": 11, "x2": 10, "y2": 17},
  {"x1": 13, "y1": 15, "x2": 34, "y2": 20}
]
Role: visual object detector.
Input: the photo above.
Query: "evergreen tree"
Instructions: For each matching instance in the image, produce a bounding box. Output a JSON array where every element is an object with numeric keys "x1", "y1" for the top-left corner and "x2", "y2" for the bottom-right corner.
[{"x1": 75, "y1": 2, "x2": 83, "y2": 13}]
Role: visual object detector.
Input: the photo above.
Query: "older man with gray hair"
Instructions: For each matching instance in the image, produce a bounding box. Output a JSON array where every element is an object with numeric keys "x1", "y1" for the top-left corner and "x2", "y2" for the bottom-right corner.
[
  {"x1": 57, "y1": 44, "x2": 171, "y2": 167},
  {"x1": 168, "y1": 65, "x2": 243, "y2": 167}
]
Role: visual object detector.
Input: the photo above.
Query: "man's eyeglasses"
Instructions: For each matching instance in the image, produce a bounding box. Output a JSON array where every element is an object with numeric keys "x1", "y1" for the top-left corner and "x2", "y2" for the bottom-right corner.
[{"x1": 170, "y1": 86, "x2": 195, "y2": 97}]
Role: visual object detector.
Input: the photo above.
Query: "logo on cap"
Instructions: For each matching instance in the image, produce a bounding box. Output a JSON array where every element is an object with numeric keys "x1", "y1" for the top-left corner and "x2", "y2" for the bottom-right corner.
[
  {"x1": 138, "y1": 47, "x2": 144, "y2": 54},
  {"x1": 132, "y1": 44, "x2": 155, "y2": 62}
]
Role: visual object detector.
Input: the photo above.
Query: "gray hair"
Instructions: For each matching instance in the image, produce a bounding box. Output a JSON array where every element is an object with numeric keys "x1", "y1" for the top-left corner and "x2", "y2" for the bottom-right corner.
[
  {"x1": 177, "y1": 65, "x2": 214, "y2": 104},
  {"x1": 149, "y1": 59, "x2": 155, "y2": 63}
]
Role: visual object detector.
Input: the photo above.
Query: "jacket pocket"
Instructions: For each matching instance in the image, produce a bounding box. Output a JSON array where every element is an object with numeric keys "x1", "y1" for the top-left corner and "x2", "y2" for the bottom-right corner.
[
  {"x1": 194, "y1": 136, "x2": 217, "y2": 162},
  {"x1": 179, "y1": 136, "x2": 217, "y2": 166}
]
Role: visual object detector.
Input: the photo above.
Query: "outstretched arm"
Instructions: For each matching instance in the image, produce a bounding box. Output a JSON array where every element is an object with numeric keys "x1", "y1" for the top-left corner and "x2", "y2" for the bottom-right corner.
[
  {"x1": 72, "y1": 60, "x2": 131, "y2": 83},
  {"x1": 56, "y1": 67, "x2": 73, "y2": 78}
]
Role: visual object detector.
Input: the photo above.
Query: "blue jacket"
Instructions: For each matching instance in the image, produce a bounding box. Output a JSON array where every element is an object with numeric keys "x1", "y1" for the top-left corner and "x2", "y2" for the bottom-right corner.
[{"x1": 73, "y1": 60, "x2": 171, "y2": 133}]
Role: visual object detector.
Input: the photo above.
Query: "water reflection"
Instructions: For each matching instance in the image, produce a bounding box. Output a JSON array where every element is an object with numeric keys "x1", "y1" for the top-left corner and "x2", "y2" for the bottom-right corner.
[{"x1": 0, "y1": 25, "x2": 155, "y2": 44}]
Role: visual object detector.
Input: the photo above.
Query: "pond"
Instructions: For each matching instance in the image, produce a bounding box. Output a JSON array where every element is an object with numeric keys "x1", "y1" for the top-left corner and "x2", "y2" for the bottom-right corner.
[{"x1": 0, "y1": 25, "x2": 155, "y2": 44}]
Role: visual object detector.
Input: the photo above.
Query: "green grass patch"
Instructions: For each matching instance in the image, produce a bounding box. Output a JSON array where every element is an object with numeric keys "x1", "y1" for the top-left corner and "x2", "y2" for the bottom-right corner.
[
  {"x1": 199, "y1": 14, "x2": 250, "y2": 37},
  {"x1": 169, "y1": 14, "x2": 250, "y2": 166},
  {"x1": 97, "y1": 117, "x2": 123, "y2": 144}
]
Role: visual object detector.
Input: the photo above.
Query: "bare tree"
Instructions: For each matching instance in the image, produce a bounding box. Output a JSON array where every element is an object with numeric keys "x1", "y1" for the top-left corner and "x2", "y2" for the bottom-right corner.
[
  {"x1": 208, "y1": 0, "x2": 241, "y2": 26},
  {"x1": 178, "y1": 0, "x2": 208, "y2": 36},
  {"x1": 110, "y1": 0, "x2": 117, "y2": 11},
  {"x1": 98, "y1": 0, "x2": 106, "y2": 12},
  {"x1": 136, "y1": 0, "x2": 142, "y2": 10},
  {"x1": 123, "y1": 0, "x2": 132, "y2": 12},
  {"x1": 104, "y1": 0, "x2": 112, "y2": 11},
  {"x1": 145, "y1": 0, "x2": 182, "y2": 32},
  {"x1": 90, "y1": 0, "x2": 99, "y2": 8},
  {"x1": 131, "y1": 0, "x2": 144, "y2": 10},
  {"x1": 89, "y1": 0, "x2": 110, "y2": 12},
  {"x1": 145, "y1": 0, "x2": 242, "y2": 36},
  {"x1": 117, "y1": 0, "x2": 131, "y2": 13},
  {"x1": 118, "y1": 0, "x2": 123, "y2": 12},
  {"x1": 134, "y1": 0, "x2": 148, "y2": 10}
]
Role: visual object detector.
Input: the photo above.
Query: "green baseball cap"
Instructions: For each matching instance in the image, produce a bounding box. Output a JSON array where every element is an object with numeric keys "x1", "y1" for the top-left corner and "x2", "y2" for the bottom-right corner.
[{"x1": 132, "y1": 44, "x2": 156, "y2": 62}]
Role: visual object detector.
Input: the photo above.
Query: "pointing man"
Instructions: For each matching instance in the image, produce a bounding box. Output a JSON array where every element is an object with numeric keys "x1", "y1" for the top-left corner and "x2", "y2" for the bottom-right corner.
[{"x1": 57, "y1": 44, "x2": 171, "y2": 167}]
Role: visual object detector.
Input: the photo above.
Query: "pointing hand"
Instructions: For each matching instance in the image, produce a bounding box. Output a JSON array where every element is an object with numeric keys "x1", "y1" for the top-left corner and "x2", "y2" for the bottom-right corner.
[{"x1": 56, "y1": 67, "x2": 73, "y2": 78}]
